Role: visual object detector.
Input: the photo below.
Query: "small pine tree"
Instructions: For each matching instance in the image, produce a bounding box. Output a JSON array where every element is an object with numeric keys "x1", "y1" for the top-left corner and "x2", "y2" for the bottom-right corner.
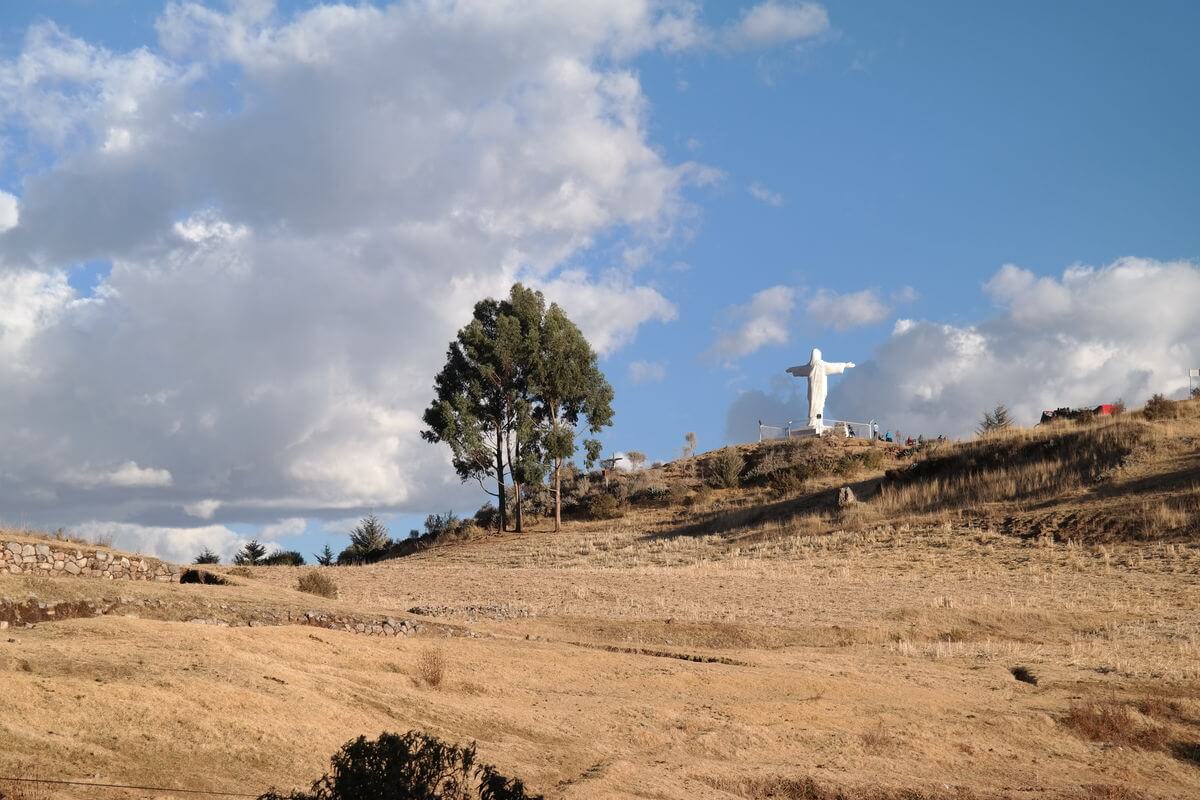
[
  {"x1": 682, "y1": 432, "x2": 697, "y2": 459},
  {"x1": 193, "y1": 548, "x2": 220, "y2": 565},
  {"x1": 625, "y1": 450, "x2": 647, "y2": 471},
  {"x1": 976, "y1": 403, "x2": 1013, "y2": 435},
  {"x1": 314, "y1": 544, "x2": 335, "y2": 566},
  {"x1": 349, "y1": 514, "x2": 391, "y2": 557},
  {"x1": 232, "y1": 539, "x2": 267, "y2": 566}
]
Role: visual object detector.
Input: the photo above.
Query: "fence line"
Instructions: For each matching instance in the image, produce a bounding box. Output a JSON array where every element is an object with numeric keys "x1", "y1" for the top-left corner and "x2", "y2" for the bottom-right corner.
[{"x1": 758, "y1": 419, "x2": 876, "y2": 441}]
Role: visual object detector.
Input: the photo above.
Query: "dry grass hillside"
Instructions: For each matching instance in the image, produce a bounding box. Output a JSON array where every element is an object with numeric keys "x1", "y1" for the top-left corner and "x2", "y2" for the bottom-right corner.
[{"x1": 2, "y1": 399, "x2": 1199, "y2": 799}]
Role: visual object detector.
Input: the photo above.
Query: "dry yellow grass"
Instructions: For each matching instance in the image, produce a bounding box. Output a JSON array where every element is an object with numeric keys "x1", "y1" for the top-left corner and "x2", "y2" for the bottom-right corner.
[{"x1": 1, "y1": 403, "x2": 1198, "y2": 798}]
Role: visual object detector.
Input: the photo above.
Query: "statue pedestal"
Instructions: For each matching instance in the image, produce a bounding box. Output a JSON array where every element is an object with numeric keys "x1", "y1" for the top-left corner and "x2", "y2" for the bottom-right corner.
[{"x1": 788, "y1": 426, "x2": 819, "y2": 439}]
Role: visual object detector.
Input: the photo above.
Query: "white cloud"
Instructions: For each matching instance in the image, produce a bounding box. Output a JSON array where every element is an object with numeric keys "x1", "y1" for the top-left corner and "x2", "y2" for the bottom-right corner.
[
  {"x1": 0, "y1": 1, "x2": 709, "y2": 537},
  {"x1": 748, "y1": 181, "x2": 784, "y2": 206},
  {"x1": 710, "y1": 282, "x2": 910, "y2": 363},
  {"x1": 0, "y1": 269, "x2": 75, "y2": 362},
  {"x1": 628, "y1": 360, "x2": 666, "y2": 384},
  {"x1": 804, "y1": 288, "x2": 890, "y2": 331},
  {"x1": 724, "y1": 1, "x2": 830, "y2": 50},
  {"x1": 708, "y1": 285, "x2": 796, "y2": 363},
  {"x1": 0, "y1": 191, "x2": 18, "y2": 232},
  {"x1": 830, "y1": 257, "x2": 1200, "y2": 436},
  {"x1": 72, "y1": 520, "x2": 242, "y2": 563},
  {"x1": 183, "y1": 499, "x2": 222, "y2": 519},
  {"x1": 537, "y1": 271, "x2": 678, "y2": 356},
  {"x1": 260, "y1": 517, "x2": 307, "y2": 539},
  {"x1": 62, "y1": 461, "x2": 174, "y2": 489}
]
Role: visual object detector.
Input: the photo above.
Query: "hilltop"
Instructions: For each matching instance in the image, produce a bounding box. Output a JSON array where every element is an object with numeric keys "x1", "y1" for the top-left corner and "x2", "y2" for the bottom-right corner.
[{"x1": 1, "y1": 399, "x2": 1198, "y2": 799}]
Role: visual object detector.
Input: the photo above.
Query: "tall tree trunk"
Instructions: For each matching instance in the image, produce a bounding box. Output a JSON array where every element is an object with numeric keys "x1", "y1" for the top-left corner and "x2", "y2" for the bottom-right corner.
[
  {"x1": 507, "y1": 424, "x2": 524, "y2": 533},
  {"x1": 515, "y1": 483, "x2": 524, "y2": 532},
  {"x1": 554, "y1": 455, "x2": 562, "y2": 532},
  {"x1": 494, "y1": 425, "x2": 507, "y2": 533}
]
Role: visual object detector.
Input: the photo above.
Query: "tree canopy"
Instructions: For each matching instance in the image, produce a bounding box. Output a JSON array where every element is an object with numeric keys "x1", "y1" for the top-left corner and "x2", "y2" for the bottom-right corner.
[{"x1": 422, "y1": 284, "x2": 613, "y2": 532}]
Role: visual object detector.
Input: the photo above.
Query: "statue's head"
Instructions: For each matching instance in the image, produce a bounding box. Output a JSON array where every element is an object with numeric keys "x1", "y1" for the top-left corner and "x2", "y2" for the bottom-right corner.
[{"x1": 811, "y1": 347, "x2": 821, "y2": 362}]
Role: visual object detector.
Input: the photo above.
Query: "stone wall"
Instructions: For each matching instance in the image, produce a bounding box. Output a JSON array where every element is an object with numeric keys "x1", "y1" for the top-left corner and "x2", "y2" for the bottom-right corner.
[{"x1": 1, "y1": 540, "x2": 181, "y2": 582}]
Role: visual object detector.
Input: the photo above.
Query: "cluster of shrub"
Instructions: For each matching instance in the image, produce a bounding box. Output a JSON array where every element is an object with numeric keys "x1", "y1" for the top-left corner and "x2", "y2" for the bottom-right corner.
[
  {"x1": 1144, "y1": 391, "x2": 1198, "y2": 420},
  {"x1": 194, "y1": 511, "x2": 489, "y2": 569},
  {"x1": 258, "y1": 730, "x2": 540, "y2": 800}
]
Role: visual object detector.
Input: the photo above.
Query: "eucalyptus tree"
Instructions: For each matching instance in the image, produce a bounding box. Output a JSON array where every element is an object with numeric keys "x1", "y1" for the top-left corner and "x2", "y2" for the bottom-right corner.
[
  {"x1": 531, "y1": 300, "x2": 613, "y2": 531},
  {"x1": 423, "y1": 283, "x2": 612, "y2": 533},
  {"x1": 423, "y1": 296, "x2": 518, "y2": 531}
]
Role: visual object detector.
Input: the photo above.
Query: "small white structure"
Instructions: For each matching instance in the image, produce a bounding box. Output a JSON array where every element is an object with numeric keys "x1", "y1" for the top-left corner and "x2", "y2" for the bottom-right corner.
[{"x1": 786, "y1": 347, "x2": 855, "y2": 434}]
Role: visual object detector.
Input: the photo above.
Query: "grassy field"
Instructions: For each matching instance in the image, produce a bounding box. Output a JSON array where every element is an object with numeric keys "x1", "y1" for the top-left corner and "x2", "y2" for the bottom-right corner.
[{"x1": 2, "y1": 403, "x2": 1198, "y2": 799}]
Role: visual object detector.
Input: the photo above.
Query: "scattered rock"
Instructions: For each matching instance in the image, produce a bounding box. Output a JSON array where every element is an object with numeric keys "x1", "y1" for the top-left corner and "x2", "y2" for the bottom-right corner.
[{"x1": 837, "y1": 486, "x2": 858, "y2": 508}]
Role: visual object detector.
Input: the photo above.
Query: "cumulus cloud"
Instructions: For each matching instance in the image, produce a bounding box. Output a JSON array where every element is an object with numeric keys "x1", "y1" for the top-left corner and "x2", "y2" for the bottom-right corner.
[
  {"x1": 724, "y1": 1, "x2": 830, "y2": 50},
  {"x1": 71, "y1": 521, "x2": 243, "y2": 564},
  {"x1": 709, "y1": 282, "x2": 911, "y2": 363},
  {"x1": 803, "y1": 288, "x2": 891, "y2": 331},
  {"x1": 830, "y1": 257, "x2": 1200, "y2": 436},
  {"x1": 0, "y1": 191, "x2": 18, "y2": 232},
  {"x1": 628, "y1": 360, "x2": 666, "y2": 384},
  {"x1": 707, "y1": 285, "x2": 796, "y2": 363},
  {"x1": 0, "y1": 1, "x2": 735, "y2": 556},
  {"x1": 62, "y1": 461, "x2": 174, "y2": 489},
  {"x1": 748, "y1": 181, "x2": 784, "y2": 206},
  {"x1": 260, "y1": 517, "x2": 307, "y2": 540},
  {"x1": 183, "y1": 499, "x2": 222, "y2": 520}
]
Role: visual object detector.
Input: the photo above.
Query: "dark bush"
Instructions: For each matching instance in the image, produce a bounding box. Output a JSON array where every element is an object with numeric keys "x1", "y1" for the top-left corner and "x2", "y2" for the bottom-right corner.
[
  {"x1": 583, "y1": 493, "x2": 622, "y2": 520},
  {"x1": 628, "y1": 483, "x2": 671, "y2": 507},
  {"x1": 473, "y1": 503, "x2": 500, "y2": 531},
  {"x1": 705, "y1": 448, "x2": 744, "y2": 489},
  {"x1": 1143, "y1": 393, "x2": 1179, "y2": 420},
  {"x1": 262, "y1": 550, "x2": 306, "y2": 567},
  {"x1": 424, "y1": 511, "x2": 463, "y2": 537},
  {"x1": 258, "y1": 730, "x2": 541, "y2": 800}
]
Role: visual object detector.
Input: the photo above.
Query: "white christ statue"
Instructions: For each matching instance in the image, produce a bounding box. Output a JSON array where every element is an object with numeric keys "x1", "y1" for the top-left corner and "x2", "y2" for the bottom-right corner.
[{"x1": 786, "y1": 347, "x2": 855, "y2": 432}]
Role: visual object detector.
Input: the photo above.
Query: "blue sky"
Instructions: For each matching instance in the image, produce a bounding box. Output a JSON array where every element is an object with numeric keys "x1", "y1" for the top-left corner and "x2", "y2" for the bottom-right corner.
[{"x1": 0, "y1": 1, "x2": 1197, "y2": 561}]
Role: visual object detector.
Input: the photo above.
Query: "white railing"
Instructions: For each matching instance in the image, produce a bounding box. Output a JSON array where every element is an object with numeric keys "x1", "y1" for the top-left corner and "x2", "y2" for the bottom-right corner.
[{"x1": 758, "y1": 419, "x2": 877, "y2": 441}]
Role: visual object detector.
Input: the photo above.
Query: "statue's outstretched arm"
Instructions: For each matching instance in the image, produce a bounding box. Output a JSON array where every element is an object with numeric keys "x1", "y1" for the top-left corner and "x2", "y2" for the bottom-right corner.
[
  {"x1": 786, "y1": 365, "x2": 813, "y2": 377},
  {"x1": 823, "y1": 361, "x2": 855, "y2": 375}
]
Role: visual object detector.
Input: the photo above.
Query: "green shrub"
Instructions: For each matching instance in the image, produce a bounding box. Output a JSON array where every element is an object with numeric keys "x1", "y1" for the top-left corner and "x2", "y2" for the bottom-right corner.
[
  {"x1": 257, "y1": 730, "x2": 541, "y2": 800},
  {"x1": 768, "y1": 467, "x2": 807, "y2": 495},
  {"x1": 834, "y1": 455, "x2": 857, "y2": 477},
  {"x1": 583, "y1": 492, "x2": 623, "y2": 520},
  {"x1": 1143, "y1": 393, "x2": 1179, "y2": 420},
  {"x1": 629, "y1": 483, "x2": 670, "y2": 506},
  {"x1": 705, "y1": 448, "x2": 745, "y2": 489},
  {"x1": 297, "y1": 570, "x2": 338, "y2": 599},
  {"x1": 860, "y1": 449, "x2": 886, "y2": 471},
  {"x1": 473, "y1": 503, "x2": 500, "y2": 531},
  {"x1": 261, "y1": 550, "x2": 305, "y2": 566}
]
